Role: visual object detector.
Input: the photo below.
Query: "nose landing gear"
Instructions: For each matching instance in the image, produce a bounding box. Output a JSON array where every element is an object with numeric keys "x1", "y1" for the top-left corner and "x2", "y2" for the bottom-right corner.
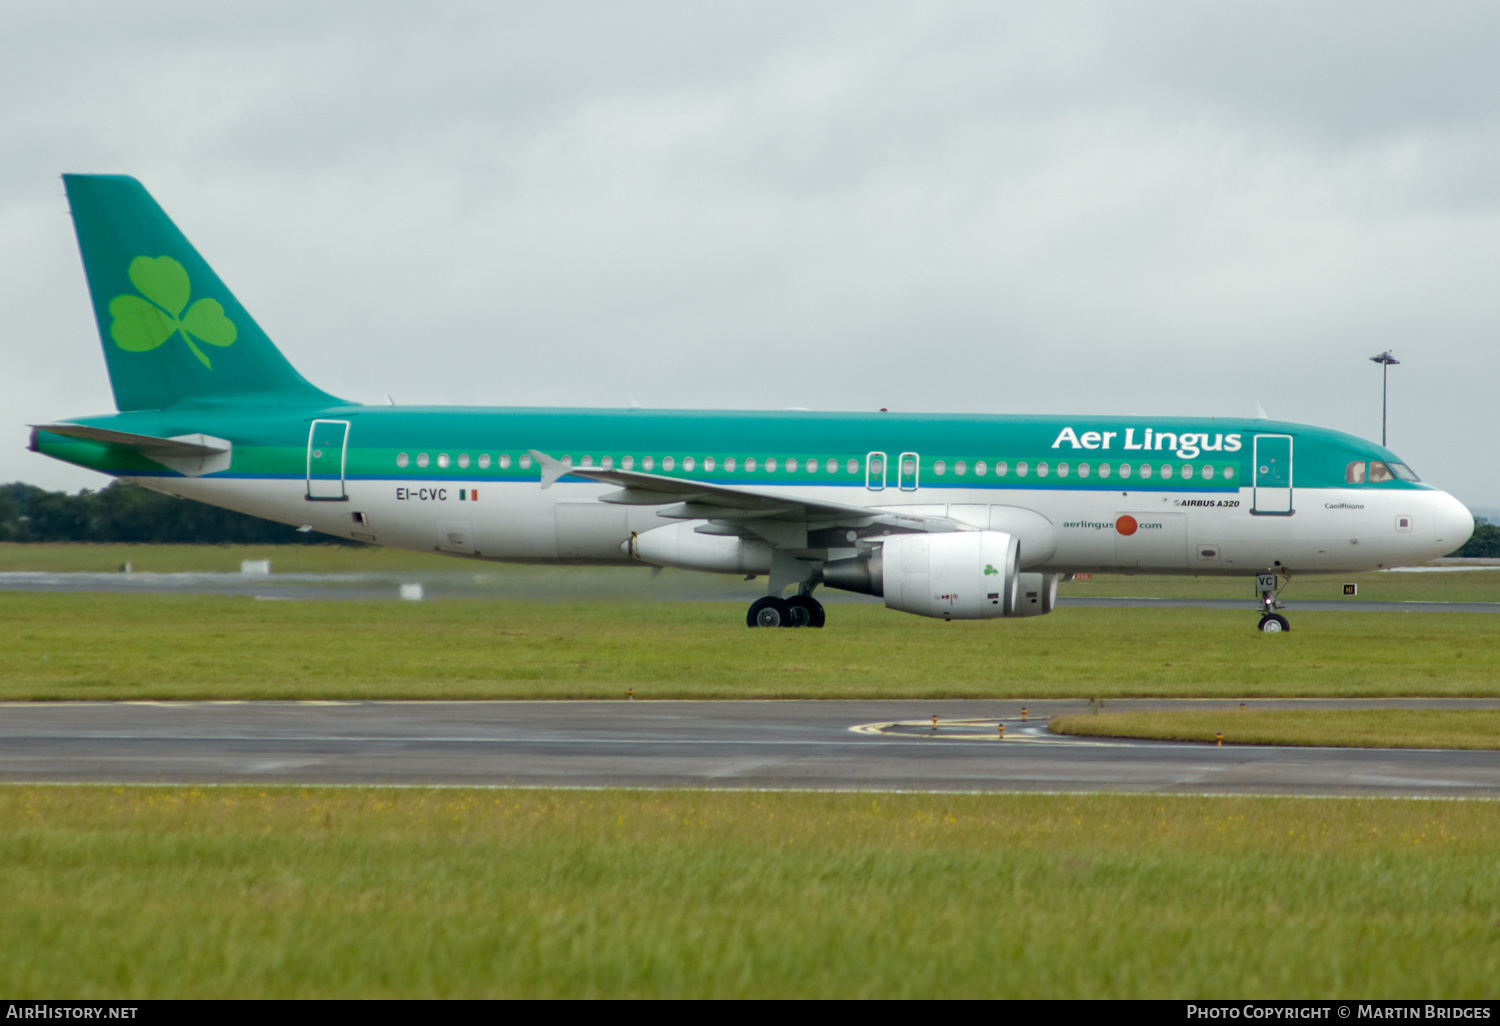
[{"x1": 1255, "y1": 572, "x2": 1291, "y2": 632}]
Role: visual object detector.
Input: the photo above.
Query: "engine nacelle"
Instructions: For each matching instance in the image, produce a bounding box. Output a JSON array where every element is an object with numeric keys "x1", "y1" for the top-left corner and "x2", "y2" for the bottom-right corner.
[
  {"x1": 825, "y1": 531, "x2": 1019, "y2": 620},
  {"x1": 625, "y1": 523, "x2": 772, "y2": 575},
  {"x1": 1009, "y1": 572, "x2": 1060, "y2": 617}
]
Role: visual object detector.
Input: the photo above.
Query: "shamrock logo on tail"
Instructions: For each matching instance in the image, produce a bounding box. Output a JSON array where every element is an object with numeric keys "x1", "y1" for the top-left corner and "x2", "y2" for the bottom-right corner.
[
  {"x1": 108, "y1": 256, "x2": 236, "y2": 368},
  {"x1": 983, "y1": 564, "x2": 999, "y2": 576}
]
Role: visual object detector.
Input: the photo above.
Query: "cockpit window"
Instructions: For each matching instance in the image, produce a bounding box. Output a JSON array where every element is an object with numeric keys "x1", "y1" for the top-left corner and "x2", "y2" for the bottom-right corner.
[
  {"x1": 1345, "y1": 461, "x2": 1367, "y2": 484},
  {"x1": 1368, "y1": 461, "x2": 1394, "y2": 483},
  {"x1": 1388, "y1": 462, "x2": 1419, "y2": 482}
]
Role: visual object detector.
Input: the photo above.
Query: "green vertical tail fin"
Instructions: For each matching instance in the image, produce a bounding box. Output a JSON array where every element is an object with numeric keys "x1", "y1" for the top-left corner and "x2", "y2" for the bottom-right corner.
[{"x1": 63, "y1": 174, "x2": 341, "y2": 411}]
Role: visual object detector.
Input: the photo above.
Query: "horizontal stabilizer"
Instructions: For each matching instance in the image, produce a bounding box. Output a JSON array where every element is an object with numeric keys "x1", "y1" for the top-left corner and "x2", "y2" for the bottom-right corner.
[{"x1": 31, "y1": 423, "x2": 232, "y2": 477}]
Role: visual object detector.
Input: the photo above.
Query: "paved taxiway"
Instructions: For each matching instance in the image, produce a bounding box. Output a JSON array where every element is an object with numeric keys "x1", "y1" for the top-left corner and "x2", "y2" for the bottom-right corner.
[
  {"x1": 6, "y1": 572, "x2": 1500, "y2": 612},
  {"x1": 2, "y1": 699, "x2": 1498, "y2": 796}
]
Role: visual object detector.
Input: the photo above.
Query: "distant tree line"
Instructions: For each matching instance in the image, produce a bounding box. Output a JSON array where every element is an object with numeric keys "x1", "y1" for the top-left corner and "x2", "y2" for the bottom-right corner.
[
  {"x1": 1455, "y1": 518, "x2": 1500, "y2": 558},
  {"x1": 0, "y1": 481, "x2": 360, "y2": 545}
]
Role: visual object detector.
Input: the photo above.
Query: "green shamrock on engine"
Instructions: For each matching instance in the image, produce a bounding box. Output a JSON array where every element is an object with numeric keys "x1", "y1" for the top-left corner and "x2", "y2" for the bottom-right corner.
[{"x1": 108, "y1": 256, "x2": 236, "y2": 368}]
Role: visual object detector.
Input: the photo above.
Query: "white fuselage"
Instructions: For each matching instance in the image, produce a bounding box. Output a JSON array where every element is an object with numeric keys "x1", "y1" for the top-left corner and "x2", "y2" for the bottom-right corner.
[{"x1": 137, "y1": 475, "x2": 1471, "y2": 577}]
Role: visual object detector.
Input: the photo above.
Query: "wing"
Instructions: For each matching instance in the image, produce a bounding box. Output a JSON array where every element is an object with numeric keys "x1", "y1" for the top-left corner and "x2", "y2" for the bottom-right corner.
[{"x1": 528, "y1": 448, "x2": 972, "y2": 549}]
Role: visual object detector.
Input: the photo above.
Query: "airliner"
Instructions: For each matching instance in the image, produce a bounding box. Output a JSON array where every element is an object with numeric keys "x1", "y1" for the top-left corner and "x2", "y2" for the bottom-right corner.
[{"x1": 29, "y1": 175, "x2": 1474, "y2": 632}]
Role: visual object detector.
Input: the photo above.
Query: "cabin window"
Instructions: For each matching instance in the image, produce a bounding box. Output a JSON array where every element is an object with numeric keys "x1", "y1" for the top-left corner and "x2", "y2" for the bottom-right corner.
[
  {"x1": 951, "y1": 460, "x2": 964, "y2": 476},
  {"x1": 1179, "y1": 464, "x2": 1192, "y2": 480},
  {"x1": 785, "y1": 458, "x2": 796, "y2": 473},
  {"x1": 827, "y1": 458, "x2": 838, "y2": 473},
  {"x1": 1390, "y1": 462, "x2": 1419, "y2": 482},
  {"x1": 1346, "y1": 461, "x2": 1367, "y2": 484},
  {"x1": 995, "y1": 461, "x2": 1008, "y2": 477},
  {"x1": 726, "y1": 457, "x2": 736, "y2": 472},
  {"x1": 745, "y1": 457, "x2": 756, "y2": 472},
  {"x1": 1369, "y1": 461, "x2": 1394, "y2": 483},
  {"x1": 1057, "y1": 463, "x2": 1069, "y2": 478},
  {"x1": 622, "y1": 455, "x2": 634, "y2": 470},
  {"x1": 417, "y1": 453, "x2": 430, "y2": 468},
  {"x1": 561, "y1": 456, "x2": 573, "y2": 469},
  {"x1": 684, "y1": 457, "x2": 695, "y2": 471},
  {"x1": 519, "y1": 454, "x2": 532, "y2": 469},
  {"x1": 437, "y1": 453, "x2": 450, "y2": 468},
  {"x1": 934, "y1": 460, "x2": 947, "y2": 476},
  {"x1": 642, "y1": 456, "x2": 655, "y2": 471},
  {"x1": 766, "y1": 458, "x2": 777, "y2": 472},
  {"x1": 975, "y1": 461, "x2": 987, "y2": 476},
  {"x1": 1118, "y1": 464, "x2": 1131, "y2": 479},
  {"x1": 1037, "y1": 462, "x2": 1049, "y2": 477},
  {"x1": 396, "y1": 453, "x2": 409, "y2": 468},
  {"x1": 499, "y1": 454, "x2": 511, "y2": 469},
  {"x1": 1223, "y1": 465, "x2": 1235, "y2": 479},
  {"x1": 1098, "y1": 463, "x2": 1110, "y2": 479},
  {"x1": 1077, "y1": 463, "x2": 1090, "y2": 478},
  {"x1": 662, "y1": 456, "x2": 675, "y2": 471},
  {"x1": 704, "y1": 457, "x2": 715, "y2": 472},
  {"x1": 458, "y1": 454, "x2": 470, "y2": 469},
  {"x1": 579, "y1": 456, "x2": 593, "y2": 468},
  {"x1": 846, "y1": 459, "x2": 858, "y2": 474},
  {"x1": 1159, "y1": 464, "x2": 1171, "y2": 480},
  {"x1": 478, "y1": 454, "x2": 491, "y2": 469},
  {"x1": 1016, "y1": 461, "x2": 1029, "y2": 477}
]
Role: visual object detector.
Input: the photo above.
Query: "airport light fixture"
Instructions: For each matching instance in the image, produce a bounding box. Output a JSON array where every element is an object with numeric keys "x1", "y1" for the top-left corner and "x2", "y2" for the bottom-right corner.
[{"x1": 1369, "y1": 350, "x2": 1399, "y2": 447}]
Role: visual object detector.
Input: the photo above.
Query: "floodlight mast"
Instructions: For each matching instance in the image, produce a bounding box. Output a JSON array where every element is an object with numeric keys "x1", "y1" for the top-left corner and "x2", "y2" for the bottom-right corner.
[{"x1": 1369, "y1": 350, "x2": 1399, "y2": 447}]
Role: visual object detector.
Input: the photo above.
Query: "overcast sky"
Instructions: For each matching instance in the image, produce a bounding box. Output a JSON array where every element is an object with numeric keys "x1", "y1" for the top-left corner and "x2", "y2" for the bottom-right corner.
[{"x1": 4, "y1": 1, "x2": 1499, "y2": 510}]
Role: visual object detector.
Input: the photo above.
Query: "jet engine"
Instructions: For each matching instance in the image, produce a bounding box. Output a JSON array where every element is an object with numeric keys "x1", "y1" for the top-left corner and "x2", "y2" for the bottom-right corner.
[{"x1": 823, "y1": 531, "x2": 1055, "y2": 620}]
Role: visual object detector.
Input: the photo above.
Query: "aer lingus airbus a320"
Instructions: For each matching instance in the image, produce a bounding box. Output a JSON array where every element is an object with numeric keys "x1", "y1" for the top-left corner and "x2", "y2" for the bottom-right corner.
[{"x1": 30, "y1": 175, "x2": 1474, "y2": 631}]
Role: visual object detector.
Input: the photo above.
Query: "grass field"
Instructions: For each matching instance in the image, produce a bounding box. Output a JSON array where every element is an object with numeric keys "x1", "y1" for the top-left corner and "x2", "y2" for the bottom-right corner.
[
  {"x1": 1, "y1": 786, "x2": 1495, "y2": 998},
  {"x1": 5, "y1": 591, "x2": 1500, "y2": 700},
  {"x1": 1051, "y1": 709, "x2": 1500, "y2": 750}
]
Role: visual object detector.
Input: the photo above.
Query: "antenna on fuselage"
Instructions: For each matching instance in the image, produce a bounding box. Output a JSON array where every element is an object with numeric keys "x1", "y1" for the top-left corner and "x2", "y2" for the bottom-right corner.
[{"x1": 1253, "y1": 401, "x2": 1269, "y2": 419}]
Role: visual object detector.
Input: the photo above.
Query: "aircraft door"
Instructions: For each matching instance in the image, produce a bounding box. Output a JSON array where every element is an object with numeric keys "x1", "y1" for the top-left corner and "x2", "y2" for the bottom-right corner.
[
  {"x1": 306, "y1": 419, "x2": 350, "y2": 501},
  {"x1": 866, "y1": 452, "x2": 887, "y2": 491},
  {"x1": 897, "y1": 451, "x2": 920, "y2": 491},
  {"x1": 1252, "y1": 434, "x2": 1293, "y2": 515}
]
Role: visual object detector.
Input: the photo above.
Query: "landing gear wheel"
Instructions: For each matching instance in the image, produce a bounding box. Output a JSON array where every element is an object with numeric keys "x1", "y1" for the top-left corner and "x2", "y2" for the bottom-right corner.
[
  {"x1": 747, "y1": 596, "x2": 794, "y2": 628},
  {"x1": 786, "y1": 595, "x2": 826, "y2": 628},
  {"x1": 1257, "y1": 613, "x2": 1290, "y2": 633}
]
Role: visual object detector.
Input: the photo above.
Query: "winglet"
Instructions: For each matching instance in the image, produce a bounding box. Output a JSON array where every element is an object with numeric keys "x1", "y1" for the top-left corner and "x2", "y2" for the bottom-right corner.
[{"x1": 529, "y1": 449, "x2": 570, "y2": 489}]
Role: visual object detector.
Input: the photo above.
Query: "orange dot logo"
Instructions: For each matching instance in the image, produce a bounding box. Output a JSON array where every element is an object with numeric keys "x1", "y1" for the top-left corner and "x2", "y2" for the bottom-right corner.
[{"x1": 1116, "y1": 515, "x2": 1138, "y2": 536}]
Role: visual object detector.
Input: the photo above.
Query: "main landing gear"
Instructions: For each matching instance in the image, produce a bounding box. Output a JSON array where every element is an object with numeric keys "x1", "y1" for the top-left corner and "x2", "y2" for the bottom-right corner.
[
  {"x1": 1255, "y1": 572, "x2": 1290, "y2": 633},
  {"x1": 746, "y1": 593, "x2": 826, "y2": 628}
]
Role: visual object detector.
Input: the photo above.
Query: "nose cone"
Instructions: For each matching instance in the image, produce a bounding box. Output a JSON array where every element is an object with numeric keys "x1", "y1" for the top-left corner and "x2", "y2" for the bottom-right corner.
[{"x1": 1432, "y1": 492, "x2": 1474, "y2": 555}]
